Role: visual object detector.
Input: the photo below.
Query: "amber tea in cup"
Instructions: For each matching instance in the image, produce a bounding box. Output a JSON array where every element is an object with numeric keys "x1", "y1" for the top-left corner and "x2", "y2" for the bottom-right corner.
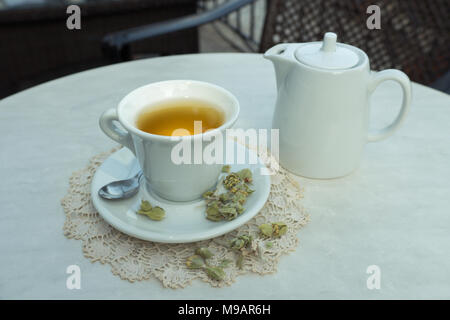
[{"x1": 136, "y1": 98, "x2": 225, "y2": 136}]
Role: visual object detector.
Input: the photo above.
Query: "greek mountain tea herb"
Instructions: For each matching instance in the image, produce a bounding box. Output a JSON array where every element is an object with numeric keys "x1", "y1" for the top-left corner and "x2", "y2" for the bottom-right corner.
[
  {"x1": 230, "y1": 235, "x2": 253, "y2": 250},
  {"x1": 186, "y1": 255, "x2": 204, "y2": 269},
  {"x1": 229, "y1": 234, "x2": 258, "y2": 269},
  {"x1": 203, "y1": 169, "x2": 254, "y2": 222},
  {"x1": 186, "y1": 225, "x2": 289, "y2": 280},
  {"x1": 139, "y1": 200, "x2": 152, "y2": 211},
  {"x1": 235, "y1": 168, "x2": 253, "y2": 183},
  {"x1": 258, "y1": 222, "x2": 288, "y2": 238},
  {"x1": 136, "y1": 200, "x2": 166, "y2": 221},
  {"x1": 184, "y1": 170, "x2": 292, "y2": 279},
  {"x1": 195, "y1": 247, "x2": 214, "y2": 259},
  {"x1": 218, "y1": 259, "x2": 232, "y2": 268},
  {"x1": 259, "y1": 223, "x2": 274, "y2": 237},
  {"x1": 185, "y1": 247, "x2": 229, "y2": 281},
  {"x1": 203, "y1": 266, "x2": 226, "y2": 281}
]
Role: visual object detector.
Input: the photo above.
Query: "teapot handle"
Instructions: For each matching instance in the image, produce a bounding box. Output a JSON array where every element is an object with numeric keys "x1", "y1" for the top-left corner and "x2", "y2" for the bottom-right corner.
[{"x1": 367, "y1": 69, "x2": 412, "y2": 142}]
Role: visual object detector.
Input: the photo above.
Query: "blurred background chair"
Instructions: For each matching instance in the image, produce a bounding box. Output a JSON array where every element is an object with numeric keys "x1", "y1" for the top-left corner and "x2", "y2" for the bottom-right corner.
[{"x1": 101, "y1": 0, "x2": 263, "y2": 61}]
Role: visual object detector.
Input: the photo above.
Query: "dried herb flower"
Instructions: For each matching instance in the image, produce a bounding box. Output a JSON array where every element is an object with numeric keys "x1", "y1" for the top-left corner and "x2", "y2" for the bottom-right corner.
[
  {"x1": 258, "y1": 224, "x2": 273, "y2": 237},
  {"x1": 203, "y1": 266, "x2": 226, "y2": 281},
  {"x1": 236, "y1": 168, "x2": 253, "y2": 183},
  {"x1": 229, "y1": 235, "x2": 256, "y2": 269},
  {"x1": 230, "y1": 235, "x2": 252, "y2": 250},
  {"x1": 204, "y1": 169, "x2": 254, "y2": 222},
  {"x1": 272, "y1": 222, "x2": 288, "y2": 237},
  {"x1": 137, "y1": 200, "x2": 165, "y2": 221},
  {"x1": 195, "y1": 247, "x2": 214, "y2": 259},
  {"x1": 218, "y1": 259, "x2": 232, "y2": 268},
  {"x1": 140, "y1": 200, "x2": 152, "y2": 211},
  {"x1": 202, "y1": 190, "x2": 215, "y2": 199},
  {"x1": 259, "y1": 222, "x2": 288, "y2": 238},
  {"x1": 223, "y1": 173, "x2": 241, "y2": 190},
  {"x1": 185, "y1": 248, "x2": 228, "y2": 281},
  {"x1": 186, "y1": 255, "x2": 204, "y2": 269}
]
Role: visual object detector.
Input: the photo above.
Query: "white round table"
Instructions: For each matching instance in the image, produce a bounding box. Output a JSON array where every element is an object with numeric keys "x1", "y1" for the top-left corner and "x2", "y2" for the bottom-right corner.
[{"x1": 1, "y1": 53, "x2": 449, "y2": 299}]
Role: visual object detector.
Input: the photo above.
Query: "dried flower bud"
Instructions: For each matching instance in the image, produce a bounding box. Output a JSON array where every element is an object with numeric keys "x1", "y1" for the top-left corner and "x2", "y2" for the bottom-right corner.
[
  {"x1": 230, "y1": 238, "x2": 245, "y2": 250},
  {"x1": 223, "y1": 173, "x2": 241, "y2": 190},
  {"x1": 195, "y1": 247, "x2": 214, "y2": 259},
  {"x1": 272, "y1": 222, "x2": 287, "y2": 237},
  {"x1": 239, "y1": 235, "x2": 252, "y2": 245},
  {"x1": 186, "y1": 255, "x2": 204, "y2": 269},
  {"x1": 234, "y1": 191, "x2": 248, "y2": 204},
  {"x1": 235, "y1": 203, "x2": 244, "y2": 214},
  {"x1": 140, "y1": 200, "x2": 152, "y2": 211},
  {"x1": 242, "y1": 184, "x2": 255, "y2": 194},
  {"x1": 236, "y1": 168, "x2": 253, "y2": 183},
  {"x1": 219, "y1": 192, "x2": 232, "y2": 202},
  {"x1": 146, "y1": 207, "x2": 165, "y2": 221},
  {"x1": 137, "y1": 201, "x2": 165, "y2": 221},
  {"x1": 259, "y1": 222, "x2": 288, "y2": 237},
  {"x1": 206, "y1": 204, "x2": 223, "y2": 221},
  {"x1": 219, "y1": 259, "x2": 232, "y2": 268},
  {"x1": 202, "y1": 190, "x2": 215, "y2": 199},
  {"x1": 221, "y1": 165, "x2": 231, "y2": 173},
  {"x1": 259, "y1": 223, "x2": 273, "y2": 237},
  {"x1": 218, "y1": 206, "x2": 237, "y2": 220},
  {"x1": 230, "y1": 235, "x2": 252, "y2": 251},
  {"x1": 204, "y1": 168, "x2": 254, "y2": 222},
  {"x1": 203, "y1": 266, "x2": 225, "y2": 281}
]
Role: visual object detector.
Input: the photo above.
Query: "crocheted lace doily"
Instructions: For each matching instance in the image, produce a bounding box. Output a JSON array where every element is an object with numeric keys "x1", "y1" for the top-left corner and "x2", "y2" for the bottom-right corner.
[{"x1": 61, "y1": 148, "x2": 309, "y2": 288}]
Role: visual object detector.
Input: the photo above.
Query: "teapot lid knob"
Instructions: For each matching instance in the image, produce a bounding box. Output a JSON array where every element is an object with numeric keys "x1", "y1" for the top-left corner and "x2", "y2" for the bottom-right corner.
[
  {"x1": 321, "y1": 32, "x2": 337, "y2": 52},
  {"x1": 294, "y1": 32, "x2": 360, "y2": 70}
]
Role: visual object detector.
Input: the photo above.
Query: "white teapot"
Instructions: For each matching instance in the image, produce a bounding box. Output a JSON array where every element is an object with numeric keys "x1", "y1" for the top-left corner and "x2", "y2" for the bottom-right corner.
[{"x1": 264, "y1": 32, "x2": 412, "y2": 179}]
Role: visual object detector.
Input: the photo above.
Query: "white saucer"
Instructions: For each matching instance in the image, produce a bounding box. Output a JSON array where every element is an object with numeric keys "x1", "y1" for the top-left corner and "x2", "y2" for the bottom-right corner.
[{"x1": 91, "y1": 143, "x2": 271, "y2": 243}]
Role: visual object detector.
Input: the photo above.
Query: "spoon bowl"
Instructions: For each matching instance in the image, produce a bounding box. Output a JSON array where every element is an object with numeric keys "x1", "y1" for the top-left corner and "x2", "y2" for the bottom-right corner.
[{"x1": 98, "y1": 171, "x2": 143, "y2": 200}]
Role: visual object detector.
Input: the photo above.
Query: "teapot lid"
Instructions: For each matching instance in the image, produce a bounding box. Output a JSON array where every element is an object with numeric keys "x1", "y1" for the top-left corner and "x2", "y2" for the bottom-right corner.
[{"x1": 294, "y1": 32, "x2": 360, "y2": 70}]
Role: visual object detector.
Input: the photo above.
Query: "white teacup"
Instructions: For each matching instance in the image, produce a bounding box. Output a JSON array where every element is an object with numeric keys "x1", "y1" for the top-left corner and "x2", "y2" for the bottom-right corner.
[{"x1": 99, "y1": 80, "x2": 240, "y2": 201}]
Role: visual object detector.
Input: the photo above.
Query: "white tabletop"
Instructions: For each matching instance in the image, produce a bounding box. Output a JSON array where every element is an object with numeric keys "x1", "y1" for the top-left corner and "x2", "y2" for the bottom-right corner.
[{"x1": 1, "y1": 53, "x2": 449, "y2": 299}]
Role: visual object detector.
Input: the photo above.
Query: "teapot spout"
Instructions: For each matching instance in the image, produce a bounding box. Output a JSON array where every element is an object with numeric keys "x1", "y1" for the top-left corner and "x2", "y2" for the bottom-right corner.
[{"x1": 264, "y1": 43, "x2": 296, "y2": 90}]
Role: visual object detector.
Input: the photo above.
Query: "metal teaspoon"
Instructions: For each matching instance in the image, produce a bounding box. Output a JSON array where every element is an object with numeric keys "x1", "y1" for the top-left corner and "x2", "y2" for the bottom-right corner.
[{"x1": 98, "y1": 171, "x2": 143, "y2": 200}]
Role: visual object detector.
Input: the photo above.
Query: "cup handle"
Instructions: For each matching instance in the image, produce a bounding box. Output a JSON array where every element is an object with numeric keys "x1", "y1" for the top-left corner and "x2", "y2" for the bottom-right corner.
[
  {"x1": 367, "y1": 69, "x2": 412, "y2": 142},
  {"x1": 99, "y1": 108, "x2": 135, "y2": 154}
]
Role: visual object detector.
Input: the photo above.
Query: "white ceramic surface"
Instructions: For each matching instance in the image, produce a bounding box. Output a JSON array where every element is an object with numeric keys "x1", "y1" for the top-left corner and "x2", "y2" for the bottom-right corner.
[
  {"x1": 264, "y1": 32, "x2": 412, "y2": 179},
  {"x1": 1, "y1": 54, "x2": 449, "y2": 299},
  {"x1": 91, "y1": 144, "x2": 270, "y2": 243},
  {"x1": 99, "y1": 80, "x2": 240, "y2": 201}
]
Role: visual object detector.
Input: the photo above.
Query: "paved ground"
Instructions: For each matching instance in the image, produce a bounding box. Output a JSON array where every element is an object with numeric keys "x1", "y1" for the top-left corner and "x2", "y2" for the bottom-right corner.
[
  {"x1": 199, "y1": 0, "x2": 266, "y2": 53},
  {"x1": 199, "y1": 24, "x2": 241, "y2": 53}
]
